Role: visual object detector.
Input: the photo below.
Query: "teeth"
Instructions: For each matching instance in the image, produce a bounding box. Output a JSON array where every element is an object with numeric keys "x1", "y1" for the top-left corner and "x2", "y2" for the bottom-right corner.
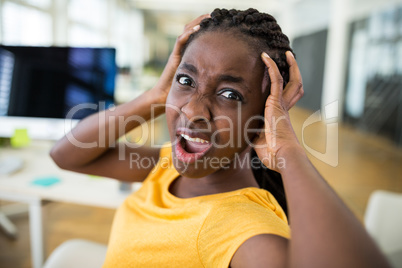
[{"x1": 181, "y1": 134, "x2": 209, "y2": 144}]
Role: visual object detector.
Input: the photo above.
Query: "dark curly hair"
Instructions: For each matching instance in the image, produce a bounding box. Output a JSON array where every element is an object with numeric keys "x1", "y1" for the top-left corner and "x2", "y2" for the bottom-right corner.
[
  {"x1": 182, "y1": 8, "x2": 295, "y2": 89},
  {"x1": 182, "y1": 8, "x2": 292, "y2": 215}
]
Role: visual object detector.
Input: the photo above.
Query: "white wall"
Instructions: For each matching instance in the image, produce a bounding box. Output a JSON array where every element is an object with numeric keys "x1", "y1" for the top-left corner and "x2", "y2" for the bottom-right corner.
[{"x1": 277, "y1": 0, "x2": 402, "y2": 118}]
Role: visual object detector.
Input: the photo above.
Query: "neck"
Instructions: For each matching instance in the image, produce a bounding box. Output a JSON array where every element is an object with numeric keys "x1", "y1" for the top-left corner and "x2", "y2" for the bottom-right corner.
[{"x1": 169, "y1": 147, "x2": 259, "y2": 198}]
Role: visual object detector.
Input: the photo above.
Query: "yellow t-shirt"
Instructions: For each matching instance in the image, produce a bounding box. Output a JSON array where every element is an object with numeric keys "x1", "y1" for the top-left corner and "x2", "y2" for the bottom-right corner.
[{"x1": 103, "y1": 145, "x2": 290, "y2": 268}]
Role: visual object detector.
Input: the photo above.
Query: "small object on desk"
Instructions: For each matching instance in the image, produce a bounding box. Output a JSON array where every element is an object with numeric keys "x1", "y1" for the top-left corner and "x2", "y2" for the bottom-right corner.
[
  {"x1": 88, "y1": 174, "x2": 102, "y2": 179},
  {"x1": 0, "y1": 156, "x2": 24, "y2": 175},
  {"x1": 31, "y1": 176, "x2": 61, "y2": 187},
  {"x1": 10, "y1": 128, "x2": 31, "y2": 148}
]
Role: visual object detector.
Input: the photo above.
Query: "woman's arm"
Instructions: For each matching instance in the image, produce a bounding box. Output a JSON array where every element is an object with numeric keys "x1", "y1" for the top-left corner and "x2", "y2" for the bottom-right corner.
[
  {"x1": 50, "y1": 14, "x2": 209, "y2": 182},
  {"x1": 281, "y1": 145, "x2": 390, "y2": 268},
  {"x1": 231, "y1": 52, "x2": 390, "y2": 267},
  {"x1": 50, "y1": 90, "x2": 162, "y2": 181}
]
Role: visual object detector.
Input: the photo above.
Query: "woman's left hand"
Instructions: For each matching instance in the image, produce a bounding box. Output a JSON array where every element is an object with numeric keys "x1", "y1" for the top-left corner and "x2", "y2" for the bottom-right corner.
[{"x1": 253, "y1": 51, "x2": 304, "y2": 172}]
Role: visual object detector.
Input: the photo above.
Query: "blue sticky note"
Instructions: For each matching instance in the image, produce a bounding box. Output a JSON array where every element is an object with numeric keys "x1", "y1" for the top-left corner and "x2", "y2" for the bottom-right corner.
[{"x1": 31, "y1": 176, "x2": 61, "y2": 187}]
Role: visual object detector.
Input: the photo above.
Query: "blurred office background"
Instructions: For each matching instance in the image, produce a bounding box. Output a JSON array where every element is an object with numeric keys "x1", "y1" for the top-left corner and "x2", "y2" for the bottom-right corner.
[
  {"x1": 1, "y1": 0, "x2": 401, "y2": 143},
  {"x1": 0, "y1": 0, "x2": 402, "y2": 267},
  {"x1": 1, "y1": 0, "x2": 402, "y2": 143}
]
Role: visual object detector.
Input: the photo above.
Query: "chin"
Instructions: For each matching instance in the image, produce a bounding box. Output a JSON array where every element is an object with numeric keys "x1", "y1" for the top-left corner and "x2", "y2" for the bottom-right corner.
[{"x1": 171, "y1": 153, "x2": 221, "y2": 179}]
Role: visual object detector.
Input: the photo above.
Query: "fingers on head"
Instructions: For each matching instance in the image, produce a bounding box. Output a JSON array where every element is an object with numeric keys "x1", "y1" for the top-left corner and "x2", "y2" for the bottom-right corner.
[
  {"x1": 260, "y1": 51, "x2": 305, "y2": 110},
  {"x1": 176, "y1": 31, "x2": 191, "y2": 46},
  {"x1": 261, "y1": 52, "x2": 283, "y2": 97},
  {"x1": 175, "y1": 27, "x2": 197, "y2": 52},
  {"x1": 184, "y1": 14, "x2": 210, "y2": 31},
  {"x1": 286, "y1": 51, "x2": 303, "y2": 86},
  {"x1": 280, "y1": 51, "x2": 303, "y2": 108},
  {"x1": 177, "y1": 14, "x2": 210, "y2": 47}
]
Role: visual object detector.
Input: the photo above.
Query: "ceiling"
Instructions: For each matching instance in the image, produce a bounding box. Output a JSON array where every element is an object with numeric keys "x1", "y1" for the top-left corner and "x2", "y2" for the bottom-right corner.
[
  {"x1": 128, "y1": 0, "x2": 329, "y2": 39},
  {"x1": 126, "y1": 0, "x2": 302, "y2": 14},
  {"x1": 127, "y1": 0, "x2": 402, "y2": 17},
  {"x1": 128, "y1": 0, "x2": 402, "y2": 39}
]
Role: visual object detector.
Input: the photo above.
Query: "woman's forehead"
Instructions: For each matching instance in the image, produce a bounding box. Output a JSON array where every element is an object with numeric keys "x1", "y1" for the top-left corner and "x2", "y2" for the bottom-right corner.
[
  {"x1": 185, "y1": 30, "x2": 258, "y2": 56},
  {"x1": 181, "y1": 31, "x2": 263, "y2": 75}
]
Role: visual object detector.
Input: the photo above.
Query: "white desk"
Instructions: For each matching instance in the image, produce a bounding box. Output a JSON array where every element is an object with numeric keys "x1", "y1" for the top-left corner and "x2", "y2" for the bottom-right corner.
[{"x1": 0, "y1": 141, "x2": 141, "y2": 268}]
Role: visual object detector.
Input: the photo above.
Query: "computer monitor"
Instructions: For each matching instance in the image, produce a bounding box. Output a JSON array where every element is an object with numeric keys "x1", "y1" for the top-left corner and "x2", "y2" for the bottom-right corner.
[{"x1": 0, "y1": 45, "x2": 117, "y2": 140}]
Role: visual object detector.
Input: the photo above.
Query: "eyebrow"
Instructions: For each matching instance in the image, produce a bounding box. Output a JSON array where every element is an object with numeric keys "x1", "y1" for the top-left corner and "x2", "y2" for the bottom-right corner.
[
  {"x1": 179, "y1": 63, "x2": 198, "y2": 74},
  {"x1": 218, "y1": 74, "x2": 250, "y2": 93}
]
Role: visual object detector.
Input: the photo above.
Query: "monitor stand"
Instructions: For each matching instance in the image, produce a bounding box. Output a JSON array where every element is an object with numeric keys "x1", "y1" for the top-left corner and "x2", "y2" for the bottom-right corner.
[{"x1": 0, "y1": 155, "x2": 24, "y2": 239}]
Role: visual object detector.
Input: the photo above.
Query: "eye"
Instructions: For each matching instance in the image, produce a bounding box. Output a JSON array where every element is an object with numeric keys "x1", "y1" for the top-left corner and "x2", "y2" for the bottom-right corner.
[
  {"x1": 219, "y1": 89, "x2": 244, "y2": 102},
  {"x1": 177, "y1": 74, "x2": 195, "y2": 87}
]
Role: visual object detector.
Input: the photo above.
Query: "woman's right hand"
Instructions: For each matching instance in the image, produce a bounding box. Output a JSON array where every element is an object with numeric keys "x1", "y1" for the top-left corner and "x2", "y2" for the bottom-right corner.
[
  {"x1": 150, "y1": 14, "x2": 210, "y2": 104},
  {"x1": 253, "y1": 51, "x2": 304, "y2": 172}
]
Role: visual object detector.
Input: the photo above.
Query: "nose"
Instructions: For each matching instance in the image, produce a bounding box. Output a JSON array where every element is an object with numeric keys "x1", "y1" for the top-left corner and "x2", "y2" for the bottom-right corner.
[{"x1": 181, "y1": 94, "x2": 211, "y2": 123}]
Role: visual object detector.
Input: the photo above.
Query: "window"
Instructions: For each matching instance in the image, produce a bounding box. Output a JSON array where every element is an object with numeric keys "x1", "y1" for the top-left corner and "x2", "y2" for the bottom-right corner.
[
  {"x1": 67, "y1": 0, "x2": 108, "y2": 47},
  {"x1": 23, "y1": 0, "x2": 51, "y2": 9},
  {"x1": 1, "y1": 1, "x2": 52, "y2": 45},
  {"x1": 0, "y1": 0, "x2": 145, "y2": 73}
]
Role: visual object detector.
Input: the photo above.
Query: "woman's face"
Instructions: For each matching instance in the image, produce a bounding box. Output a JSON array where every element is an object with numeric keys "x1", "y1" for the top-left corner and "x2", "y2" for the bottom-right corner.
[{"x1": 166, "y1": 31, "x2": 269, "y2": 178}]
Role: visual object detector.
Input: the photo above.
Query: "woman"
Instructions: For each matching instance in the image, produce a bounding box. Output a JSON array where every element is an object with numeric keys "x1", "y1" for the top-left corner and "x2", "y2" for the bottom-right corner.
[{"x1": 50, "y1": 8, "x2": 390, "y2": 267}]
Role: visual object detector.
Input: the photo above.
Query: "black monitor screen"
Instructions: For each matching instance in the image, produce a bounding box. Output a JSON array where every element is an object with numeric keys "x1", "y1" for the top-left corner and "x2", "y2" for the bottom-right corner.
[{"x1": 0, "y1": 46, "x2": 116, "y2": 119}]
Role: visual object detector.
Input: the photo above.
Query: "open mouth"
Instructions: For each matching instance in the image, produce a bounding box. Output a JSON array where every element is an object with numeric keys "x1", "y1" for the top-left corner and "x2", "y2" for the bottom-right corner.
[{"x1": 175, "y1": 130, "x2": 213, "y2": 163}]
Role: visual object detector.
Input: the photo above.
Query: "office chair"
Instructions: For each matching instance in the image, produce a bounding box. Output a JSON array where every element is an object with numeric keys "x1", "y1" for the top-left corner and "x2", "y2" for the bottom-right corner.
[{"x1": 365, "y1": 190, "x2": 402, "y2": 268}]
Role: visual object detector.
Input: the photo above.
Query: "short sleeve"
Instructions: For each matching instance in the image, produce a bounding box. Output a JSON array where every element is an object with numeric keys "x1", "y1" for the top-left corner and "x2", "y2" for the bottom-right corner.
[{"x1": 197, "y1": 195, "x2": 290, "y2": 267}]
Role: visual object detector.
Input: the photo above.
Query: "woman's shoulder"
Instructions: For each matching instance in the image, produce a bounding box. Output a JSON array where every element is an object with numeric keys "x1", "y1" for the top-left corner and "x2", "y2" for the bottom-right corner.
[
  {"x1": 206, "y1": 187, "x2": 288, "y2": 224},
  {"x1": 197, "y1": 188, "x2": 290, "y2": 267}
]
